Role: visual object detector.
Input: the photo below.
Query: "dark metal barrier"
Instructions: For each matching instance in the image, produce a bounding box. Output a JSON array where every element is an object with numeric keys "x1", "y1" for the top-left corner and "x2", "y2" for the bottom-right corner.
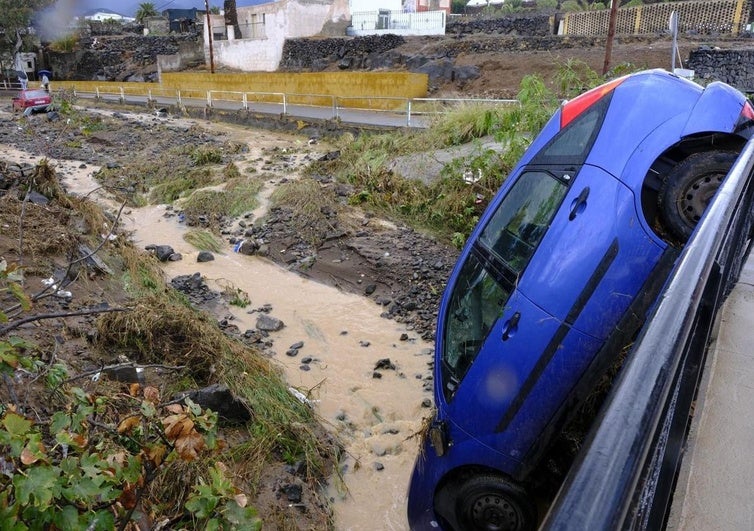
[{"x1": 541, "y1": 138, "x2": 754, "y2": 531}]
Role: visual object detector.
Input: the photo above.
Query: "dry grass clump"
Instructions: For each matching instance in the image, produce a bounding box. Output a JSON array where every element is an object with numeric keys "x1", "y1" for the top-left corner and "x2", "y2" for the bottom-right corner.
[
  {"x1": 183, "y1": 229, "x2": 224, "y2": 252},
  {"x1": 96, "y1": 291, "x2": 335, "y2": 514},
  {"x1": 270, "y1": 177, "x2": 355, "y2": 244},
  {"x1": 95, "y1": 297, "x2": 224, "y2": 381},
  {"x1": 180, "y1": 177, "x2": 263, "y2": 228}
]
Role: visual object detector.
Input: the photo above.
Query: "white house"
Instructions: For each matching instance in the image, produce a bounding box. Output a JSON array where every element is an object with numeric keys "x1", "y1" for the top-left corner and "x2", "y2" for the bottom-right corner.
[
  {"x1": 350, "y1": 0, "x2": 403, "y2": 11},
  {"x1": 81, "y1": 9, "x2": 135, "y2": 23},
  {"x1": 350, "y1": 0, "x2": 451, "y2": 13},
  {"x1": 205, "y1": 0, "x2": 351, "y2": 71}
]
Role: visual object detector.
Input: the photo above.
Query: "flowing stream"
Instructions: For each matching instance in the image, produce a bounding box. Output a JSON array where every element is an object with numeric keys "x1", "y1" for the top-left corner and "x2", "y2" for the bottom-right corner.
[{"x1": 2, "y1": 115, "x2": 434, "y2": 530}]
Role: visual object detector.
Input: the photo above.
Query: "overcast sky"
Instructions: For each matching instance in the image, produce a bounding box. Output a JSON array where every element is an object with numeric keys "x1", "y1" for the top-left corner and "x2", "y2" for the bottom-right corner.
[{"x1": 57, "y1": 0, "x2": 272, "y2": 17}]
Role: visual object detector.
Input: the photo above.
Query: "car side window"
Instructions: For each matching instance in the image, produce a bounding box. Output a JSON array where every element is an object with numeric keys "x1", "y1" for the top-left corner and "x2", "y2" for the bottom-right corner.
[
  {"x1": 479, "y1": 171, "x2": 568, "y2": 274},
  {"x1": 440, "y1": 172, "x2": 567, "y2": 396},
  {"x1": 442, "y1": 251, "x2": 509, "y2": 396}
]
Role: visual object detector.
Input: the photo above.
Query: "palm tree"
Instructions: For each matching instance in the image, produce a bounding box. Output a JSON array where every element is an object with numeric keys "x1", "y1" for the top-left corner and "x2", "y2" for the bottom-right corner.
[{"x1": 136, "y1": 2, "x2": 159, "y2": 24}]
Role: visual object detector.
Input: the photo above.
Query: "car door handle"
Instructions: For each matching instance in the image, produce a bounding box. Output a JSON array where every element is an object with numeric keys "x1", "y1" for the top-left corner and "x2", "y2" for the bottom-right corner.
[
  {"x1": 502, "y1": 311, "x2": 521, "y2": 341},
  {"x1": 569, "y1": 186, "x2": 590, "y2": 221}
]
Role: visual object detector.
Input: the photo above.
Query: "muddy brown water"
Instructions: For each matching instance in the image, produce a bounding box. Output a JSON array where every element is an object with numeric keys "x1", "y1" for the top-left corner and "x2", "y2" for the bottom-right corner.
[{"x1": 2, "y1": 114, "x2": 434, "y2": 530}]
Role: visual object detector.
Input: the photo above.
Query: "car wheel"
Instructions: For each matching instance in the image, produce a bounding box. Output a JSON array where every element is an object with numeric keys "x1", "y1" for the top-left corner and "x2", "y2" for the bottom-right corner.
[
  {"x1": 658, "y1": 151, "x2": 738, "y2": 243},
  {"x1": 435, "y1": 473, "x2": 536, "y2": 531}
]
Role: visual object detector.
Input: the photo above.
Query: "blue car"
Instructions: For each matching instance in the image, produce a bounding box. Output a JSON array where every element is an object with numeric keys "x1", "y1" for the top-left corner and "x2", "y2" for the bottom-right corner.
[{"x1": 407, "y1": 69, "x2": 754, "y2": 531}]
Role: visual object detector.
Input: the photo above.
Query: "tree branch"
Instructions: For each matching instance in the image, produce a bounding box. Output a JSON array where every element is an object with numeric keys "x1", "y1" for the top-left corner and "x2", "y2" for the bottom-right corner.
[{"x1": 0, "y1": 306, "x2": 128, "y2": 336}]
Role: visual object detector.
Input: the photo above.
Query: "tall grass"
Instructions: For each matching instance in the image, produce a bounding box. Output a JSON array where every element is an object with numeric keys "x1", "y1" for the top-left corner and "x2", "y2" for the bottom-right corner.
[
  {"x1": 180, "y1": 177, "x2": 263, "y2": 224},
  {"x1": 313, "y1": 65, "x2": 625, "y2": 245}
]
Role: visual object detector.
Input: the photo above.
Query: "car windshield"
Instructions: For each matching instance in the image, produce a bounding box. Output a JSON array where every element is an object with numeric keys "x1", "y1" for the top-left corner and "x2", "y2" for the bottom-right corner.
[{"x1": 440, "y1": 171, "x2": 567, "y2": 398}]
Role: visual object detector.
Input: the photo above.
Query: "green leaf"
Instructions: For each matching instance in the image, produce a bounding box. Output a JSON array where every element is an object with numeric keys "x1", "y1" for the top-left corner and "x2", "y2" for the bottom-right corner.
[
  {"x1": 13, "y1": 465, "x2": 60, "y2": 507},
  {"x1": 0, "y1": 491, "x2": 23, "y2": 531},
  {"x1": 53, "y1": 505, "x2": 81, "y2": 530},
  {"x1": 185, "y1": 490, "x2": 218, "y2": 519},
  {"x1": 2, "y1": 413, "x2": 32, "y2": 439},
  {"x1": 8, "y1": 283, "x2": 30, "y2": 311},
  {"x1": 63, "y1": 477, "x2": 103, "y2": 503},
  {"x1": 83, "y1": 510, "x2": 115, "y2": 531},
  {"x1": 120, "y1": 454, "x2": 143, "y2": 484},
  {"x1": 50, "y1": 412, "x2": 71, "y2": 434},
  {"x1": 140, "y1": 401, "x2": 157, "y2": 419},
  {"x1": 223, "y1": 501, "x2": 261, "y2": 529}
]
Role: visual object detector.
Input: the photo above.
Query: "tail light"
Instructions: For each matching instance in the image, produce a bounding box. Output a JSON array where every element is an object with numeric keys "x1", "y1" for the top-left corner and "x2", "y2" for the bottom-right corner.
[
  {"x1": 560, "y1": 77, "x2": 626, "y2": 129},
  {"x1": 741, "y1": 100, "x2": 754, "y2": 121}
]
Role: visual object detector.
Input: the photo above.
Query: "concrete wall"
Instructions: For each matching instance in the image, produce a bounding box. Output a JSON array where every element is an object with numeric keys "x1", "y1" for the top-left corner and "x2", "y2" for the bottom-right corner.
[
  {"x1": 55, "y1": 71, "x2": 429, "y2": 105},
  {"x1": 206, "y1": 0, "x2": 350, "y2": 72},
  {"x1": 159, "y1": 71, "x2": 427, "y2": 98}
]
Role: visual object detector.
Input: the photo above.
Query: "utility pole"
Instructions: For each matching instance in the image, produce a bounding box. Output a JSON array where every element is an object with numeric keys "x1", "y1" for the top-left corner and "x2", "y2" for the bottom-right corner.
[
  {"x1": 204, "y1": 0, "x2": 215, "y2": 74},
  {"x1": 602, "y1": 0, "x2": 619, "y2": 75}
]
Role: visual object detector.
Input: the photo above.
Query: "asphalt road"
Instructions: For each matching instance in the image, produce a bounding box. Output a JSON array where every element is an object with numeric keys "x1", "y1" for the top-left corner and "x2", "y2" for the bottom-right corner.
[{"x1": 73, "y1": 91, "x2": 431, "y2": 129}]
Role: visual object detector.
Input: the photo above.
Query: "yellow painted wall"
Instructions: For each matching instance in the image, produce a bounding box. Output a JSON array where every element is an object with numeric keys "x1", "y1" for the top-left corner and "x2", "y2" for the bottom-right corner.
[{"x1": 54, "y1": 71, "x2": 429, "y2": 111}]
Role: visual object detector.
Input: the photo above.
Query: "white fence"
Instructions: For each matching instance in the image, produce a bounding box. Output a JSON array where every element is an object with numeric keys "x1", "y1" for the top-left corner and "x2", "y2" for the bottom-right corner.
[
  {"x1": 64, "y1": 85, "x2": 517, "y2": 128},
  {"x1": 349, "y1": 10, "x2": 446, "y2": 36}
]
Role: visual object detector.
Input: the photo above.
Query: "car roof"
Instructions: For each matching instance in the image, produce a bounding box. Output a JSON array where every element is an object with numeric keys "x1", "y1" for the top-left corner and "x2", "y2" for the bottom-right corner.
[{"x1": 19, "y1": 89, "x2": 49, "y2": 97}]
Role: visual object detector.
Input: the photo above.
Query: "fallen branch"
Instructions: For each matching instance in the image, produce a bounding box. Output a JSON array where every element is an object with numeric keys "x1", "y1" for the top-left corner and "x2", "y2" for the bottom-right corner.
[
  {"x1": 0, "y1": 306, "x2": 129, "y2": 336},
  {"x1": 64, "y1": 362, "x2": 186, "y2": 386}
]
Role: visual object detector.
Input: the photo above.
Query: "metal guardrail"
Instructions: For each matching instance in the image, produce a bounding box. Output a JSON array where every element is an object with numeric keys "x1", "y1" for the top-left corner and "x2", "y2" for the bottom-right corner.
[
  {"x1": 542, "y1": 138, "x2": 754, "y2": 530},
  {"x1": 66, "y1": 85, "x2": 518, "y2": 128}
]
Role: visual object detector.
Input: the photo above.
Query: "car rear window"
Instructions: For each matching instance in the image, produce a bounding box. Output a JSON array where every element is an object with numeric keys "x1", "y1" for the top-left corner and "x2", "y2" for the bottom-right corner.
[
  {"x1": 531, "y1": 95, "x2": 611, "y2": 165},
  {"x1": 24, "y1": 90, "x2": 48, "y2": 98}
]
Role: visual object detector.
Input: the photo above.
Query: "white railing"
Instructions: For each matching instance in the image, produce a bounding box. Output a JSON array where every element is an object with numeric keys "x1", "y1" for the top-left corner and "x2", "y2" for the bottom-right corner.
[
  {"x1": 66, "y1": 85, "x2": 518, "y2": 128},
  {"x1": 349, "y1": 10, "x2": 446, "y2": 36}
]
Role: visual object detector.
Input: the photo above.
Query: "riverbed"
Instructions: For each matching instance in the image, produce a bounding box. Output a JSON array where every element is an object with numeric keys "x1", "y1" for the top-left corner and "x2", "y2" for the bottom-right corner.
[{"x1": 1, "y1": 114, "x2": 435, "y2": 530}]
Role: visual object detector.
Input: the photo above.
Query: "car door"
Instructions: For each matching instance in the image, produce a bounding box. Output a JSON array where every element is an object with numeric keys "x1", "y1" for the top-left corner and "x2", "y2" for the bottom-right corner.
[{"x1": 522, "y1": 164, "x2": 663, "y2": 340}]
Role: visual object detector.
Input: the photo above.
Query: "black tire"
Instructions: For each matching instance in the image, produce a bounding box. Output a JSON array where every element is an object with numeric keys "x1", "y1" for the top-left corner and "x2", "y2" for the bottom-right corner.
[
  {"x1": 658, "y1": 151, "x2": 738, "y2": 243},
  {"x1": 435, "y1": 474, "x2": 536, "y2": 531}
]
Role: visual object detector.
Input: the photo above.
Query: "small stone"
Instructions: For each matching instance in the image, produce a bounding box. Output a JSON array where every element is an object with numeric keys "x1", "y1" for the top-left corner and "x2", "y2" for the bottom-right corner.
[
  {"x1": 374, "y1": 358, "x2": 395, "y2": 370},
  {"x1": 283, "y1": 484, "x2": 303, "y2": 503},
  {"x1": 360, "y1": 340, "x2": 370, "y2": 347},
  {"x1": 374, "y1": 462, "x2": 385, "y2": 471},
  {"x1": 196, "y1": 251, "x2": 214, "y2": 262},
  {"x1": 421, "y1": 398, "x2": 432, "y2": 408},
  {"x1": 256, "y1": 314, "x2": 284, "y2": 332}
]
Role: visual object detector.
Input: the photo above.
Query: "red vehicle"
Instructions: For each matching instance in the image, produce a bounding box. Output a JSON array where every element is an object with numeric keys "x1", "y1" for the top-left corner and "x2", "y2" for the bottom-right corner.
[{"x1": 12, "y1": 89, "x2": 51, "y2": 113}]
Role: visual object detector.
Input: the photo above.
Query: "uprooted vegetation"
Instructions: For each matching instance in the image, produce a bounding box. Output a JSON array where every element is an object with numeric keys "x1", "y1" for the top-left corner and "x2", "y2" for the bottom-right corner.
[
  {"x1": 0, "y1": 160, "x2": 336, "y2": 529},
  {"x1": 303, "y1": 60, "x2": 629, "y2": 247}
]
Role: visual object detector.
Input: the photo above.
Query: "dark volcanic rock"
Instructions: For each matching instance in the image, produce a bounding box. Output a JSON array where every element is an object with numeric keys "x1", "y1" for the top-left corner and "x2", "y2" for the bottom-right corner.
[{"x1": 180, "y1": 384, "x2": 251, "y2": 423}]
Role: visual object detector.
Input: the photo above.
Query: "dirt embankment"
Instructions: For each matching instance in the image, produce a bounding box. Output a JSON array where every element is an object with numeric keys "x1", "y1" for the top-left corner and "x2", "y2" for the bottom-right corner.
[{"x1": 388, "y1": 34, "x2": 754, "y2": 98}]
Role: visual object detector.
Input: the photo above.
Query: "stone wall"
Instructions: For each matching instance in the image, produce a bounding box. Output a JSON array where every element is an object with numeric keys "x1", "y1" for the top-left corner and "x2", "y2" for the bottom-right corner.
[
  {"x1": 688, "y1": 47, "x2": 754, "y2": 92},
  {"x1": 280, "y1": 34, "x2": 407, "y2": 71},
  {"x1": 445, "y1": 14, "x2": 554, "y2": 37},
  {"x1": 46, "y1": 34, "x2": 202, "y2": 82},
  {"x1": 279, "y1": 33, "x2": 658, "y2": 73}
]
